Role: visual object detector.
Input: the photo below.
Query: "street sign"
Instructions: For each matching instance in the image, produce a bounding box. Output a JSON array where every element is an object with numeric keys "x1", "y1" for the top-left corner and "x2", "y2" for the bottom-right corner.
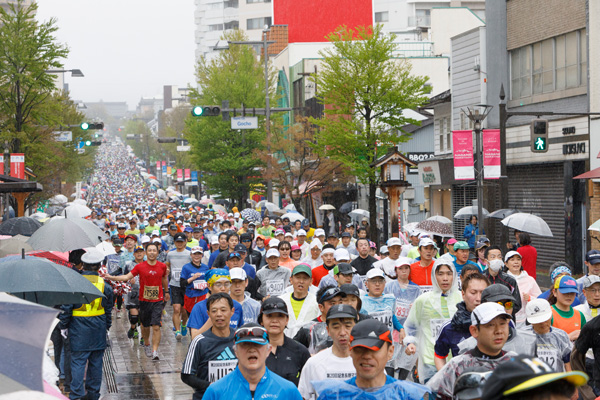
[
  {"x1": 177, "y1": 145, "x2": 191, "y2": 152},
  {"x1": 231, "y1": 116, "x2": 258, "y2": 130},
  {"x1": 53, "y1": 131, "x2": 72, "y2": 142},
  {"x1": 77, "y1": 148, "x2": 85, "y2": 154}
]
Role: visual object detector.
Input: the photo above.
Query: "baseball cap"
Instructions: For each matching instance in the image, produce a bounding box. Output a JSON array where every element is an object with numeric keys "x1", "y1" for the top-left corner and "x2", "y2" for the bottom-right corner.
[
  {"x1": 318, "y1": 286, "x2": 346, "y2": 304},
  {"x1": 260, "y1": 297, "x2": 288, "y2": 318},
  {"x1": 117, "y1": 223, "x2": 127, "y2": 229},
  {"x1": 471, "y1": 302, "x2": 512, "y2": 326},
  {"x1": 387, "y1": 237, "x2": 402, "y2": 247},
  {"x1": 151, "y1": 229, "x2": 160, "y2": 236},
  {"x1": 81, "y1": 249, "x2": 105, "y2": 264},
  {"x1": 394, "y1": 257, "x2": 412, "y2": 269},
  {"x1": 234, "y1": 323, "x2": 269, "y2": 346},
  {"x1": 582, "y1": 275, "x2": 600, "y2": 289},
  {"x1": 409, "y1": 230, "x2": 419, "y2": 237},
  {"x1": 447, "y1": 238, "x2": 458, "y2": 245},
  {"x1": 380, "y1": 245, "x2": 388, "y2": 254},
  {"x1": 350, "y1": 319, "x2": 392, "y2": 351},
  {"x1": 160, "y1": 225, "x2": 168, "y2": 231},
  {"x1": 266, "y1": 248, "x2": 280, "y2": 258},
  {"x1": 454, "y1": 241, "x2": 470, "y2": 251},
  {"x1": 292, "y1": 263, "x2": 312, "y2": 277},
  {"x1": 476, "y1": 237, "x2": 490, "y2": 249},
  {"x1": 346, "y1": 223, "x2": 354, "y2": 228},
  {"x1": 210, "y1": 237, "x2": 219, "y2": 245},
  {"x1": 504, "y1": 250, "x2": 521, "y2": 262},
  {"x1": 302, "y1": 218, "x2": 310, "y2": 227},
  {"x1": 526, "y1": 298, "x2": 552, "y2": 324},
  {"x1": 134, "y1": 245, "x2": 145, "y2": 252},
  {"x1": 366, "y1": 268, "x2": 385, "y2": 280},
  {"x1": 481, "y1": 284, "x2": 516, "y2": 303},
  {"x1": 314, "y1": 228, "x2": 325, "y2": 237},
  {"x1": 230, "y1": 267, "x2": 247, "y2": 281},
  {"x1": 341, "y1": 232, "x2": 351, "y2": 238},
  {"x1": 554, "y1": 275, "x2": 578, "y2": 294},
  {"x1": 192, "y1": 227, "x2": 201, "y2": 233},
  {"x1": 327, "y1": 232, "x2": 338, "y2": 238},
  {"x1": 326, "y1": 304, "x2": 357, "y2": 322},
  {"x1": 296, "y1": 229, "x2": 307, "y2": 236},
  {"x1": 227, "y1": 252, "x2": 242, "y2": 260},
  {"x1": 190, "y1": 246, "x2": 203, "y2": 254},
  {"x1": 481, "y1": 355, "x2": 588, "y2": 400},
  {"x1": 234, "y1": 244, "x2": 247, "y2": 253},
  {"x1": 141, "y1": 236, "x2": 150, "y2": 244},
  {"x1": 334, "y1": 248, "x2": 350, "y2": 262},
  {"x1": 333, "y1": 263, "x2": 354, "y2": 275},
  {"x1": 291, "y1": 244, "x2": 301, "y2": 252},
  {"x1": 174, "y1": 232, "x2": 187, "y2": 242},
  {"x1": 152, "y1": 237, "x2": 162, "y2": 244},
  {"x1": 184, "y1": 227, "x2": 193, "y2": 233},
  {"x1": 125, "y1": 234, "x2": 138, "y2": 242},
  {"x1": 112, "y1": 238, "x2": 123, "y2": 246},
  {"x1": 269, "y1": 239, "x2": 280, "y2": 248},
  {"x1": 419, "y1": 238, "x2": 436, "y2": 248},
  {"x1": 550, "y1": 264, "x2": 572, "y2": 281},
  {"x1": 339, "y1": 284, "x2": 360, "y2": 298},
  {"x1": 274, "y1": 228, "x2": 285, "y2": 235},
  {"x1": 586, "y1": 250, "x2": 600, "y2": 265}
]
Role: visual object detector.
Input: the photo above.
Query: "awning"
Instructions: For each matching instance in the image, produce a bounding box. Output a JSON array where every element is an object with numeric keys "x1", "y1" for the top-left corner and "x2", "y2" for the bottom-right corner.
[{"x1": 573, "y1": 167, "x2": 600, "y2": 179}]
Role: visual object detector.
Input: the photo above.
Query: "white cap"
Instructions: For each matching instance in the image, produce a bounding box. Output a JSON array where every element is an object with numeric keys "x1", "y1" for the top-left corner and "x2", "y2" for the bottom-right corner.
[
  {"x1": 419, "y1": 238, "x2": 436, "y2": 248},
  {"x1": 297, "y1": 229, "x2": 307, "y2": 236},
  {"x1": 526, "y1": 298, "x2": 553, "y2": 324},
  {"x1": 152, "y1": 237, "x2": 162, "y2": 244},
  {"x1": 81, "y1": 249, "x2": 105, "y2": 264},
  {"x1": 234, "y1": 212, "x2": 240, "y2": 218},
  {"x1": 190, "y1": 246, "x2": 204, "y2": 254},
  {"x1": 228, "y1": 213, "x2": 233, "y2": 217},
  {"x1": 284, "y1": 231, "x2": 293, "y2": 238},
  {"x1": 380, "y1": 245, "x2": 389, "y2": 254},
  {"x1": 314, "y1": 228, "x2": 325, "y2": 237},
  {"x1": 471, "y1": 303, "x2": 512, "y2": 326},
  {"x1": 141, "y1": 236, "x2": 150, "y2": 244},
  {"x1": 582, "y1": 275, "x2": 600, "y2": 289},
  {"x1": 269, "y1": 239, "x2": 280, "y2": 248},
  {"x1": 230, "y1": 267, "x2": 247, "y2": 281},
  {"x1": 275, "y1": 228, "x2": 285, "y2": 235},
  {"x1": 387, "y1": 237, "x2": 402, "y2": 247},
  {"x1": 409, "y1": 230, "x2": 419, "y2": 237},
  {"x1": 366, "y1": 268, "x2": 385, "y2": 280},
  {"x1": 334, "y1": 248, "x2": 350, "y2": 262},
  {"x1": 266, "y1": 248, "x2": 280, "y2": 258},
  {"x1": 210, "y1": 236, "x2": 219, "y2": 245},
  {"x1": 394, "y1": 257, "x2": 413, "y2": 268},
  {"x1": 310, "y1": 240, "x2": 323, "y2": 250},
  {"x1": 321, "y1": 247, "x2": 335, "y2": 256},
  {"x1": 504, "y1": 250, "x2": 521, "y2": 263}
]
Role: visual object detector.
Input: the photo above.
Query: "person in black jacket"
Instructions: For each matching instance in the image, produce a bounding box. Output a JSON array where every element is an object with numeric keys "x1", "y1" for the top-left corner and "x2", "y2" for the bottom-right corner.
[
  {"x1": 483, "y1": 246, "x2": 522, "y2": 318},
  {"x1": 240, "y1": 233, "x2": 262, "y2": 270}
]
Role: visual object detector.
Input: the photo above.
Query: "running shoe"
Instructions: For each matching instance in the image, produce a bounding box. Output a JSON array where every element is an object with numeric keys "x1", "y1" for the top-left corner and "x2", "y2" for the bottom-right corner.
[
  {"x1": 140, "y1": 337, "x2": 145, "y2": 346},
  {"x1": 152, "y1": 351, "x2": 159, "y2": 361},
  {"x1": 144, "y1": 345, "x2": 152, "y2": 358},
  {"x1": 116, "y1": 309, "x2": 121, "y2": 319},
  {"x1": 175, "y1": 330, "x2": 182, "y2": 341},
  {"x1": 181, "y1": 324, "x2": 187, "y2": 337},
  {"x1": 133, "y1": 330, "x2": 139, "y2": 339}
]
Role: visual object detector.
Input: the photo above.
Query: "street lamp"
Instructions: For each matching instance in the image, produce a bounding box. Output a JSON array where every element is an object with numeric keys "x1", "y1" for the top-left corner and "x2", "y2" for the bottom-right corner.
[
  {"x1": 462, "y1": 104, "x2": 493, "y2": 235},
  {"x1": 46, "y1": 69, "x2": 85, "y2": 77}
]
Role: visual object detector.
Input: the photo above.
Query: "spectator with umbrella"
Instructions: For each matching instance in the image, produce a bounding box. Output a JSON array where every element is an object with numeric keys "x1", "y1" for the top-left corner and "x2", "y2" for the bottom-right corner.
[{"x1": 463, "y1": 216, "x2": 484, "y2": 252}]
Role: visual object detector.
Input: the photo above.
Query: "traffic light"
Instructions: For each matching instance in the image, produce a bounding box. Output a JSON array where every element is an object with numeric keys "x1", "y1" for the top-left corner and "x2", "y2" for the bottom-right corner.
[
  {"x1": 80, "y1": 122, "x2": 104, "y2": 130},
  {"x1": 84, "y1": 140, "x2": 102, "y2": 146},
  {"x1": 157, "y1": 137, "x2": 177, "y2": 143},
  {"x1": 530, "y1": 119, "x2": 549, "y2": 153},
  {"x1": 191, "y1": 106, "x2": 220, "y2": 117}
]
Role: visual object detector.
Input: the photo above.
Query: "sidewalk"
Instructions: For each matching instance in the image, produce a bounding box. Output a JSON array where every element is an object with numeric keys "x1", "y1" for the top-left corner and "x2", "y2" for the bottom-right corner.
[{"x1": 101, "y1": 307, "x2": 194, "y2": 399}]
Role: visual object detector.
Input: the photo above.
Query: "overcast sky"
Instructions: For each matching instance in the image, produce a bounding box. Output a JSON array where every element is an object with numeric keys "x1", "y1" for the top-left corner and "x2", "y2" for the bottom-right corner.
[{"x1": 36, "y1": 1, "x2": 196, "y2": 111}]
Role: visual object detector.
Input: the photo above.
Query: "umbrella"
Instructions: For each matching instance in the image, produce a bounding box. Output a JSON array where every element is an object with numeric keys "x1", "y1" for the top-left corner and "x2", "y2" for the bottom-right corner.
[
  {"x1": 487, "y1": 208, "x2": 521, "y2": 219},
  {"x1": 241, "y1": 208, "x2": 261, "y2": 223},
  {"x1": 416, "y1": 220, "x2": 454, "y2": 237},
  {"x1": 0, "y1": 235, "x2": 33, "y2": 257},
  {"x1": 403, "y1": 222, "x2": 419, "y2": 233},
  {"x1": 501, "y1": 213, "x2": 553, "y2": 237},
  {"x1": 49, "y1": 195, "x2": 68, "y2": 205},
  {"x1": 454, "y1": 205, "x2": 489, "y2": 219},
  {"x1": 148, "y1": 179, "x2": 160, "y2": 187},
  {"x1": 213, "y1": 204, "x2": 227, "y2": 214},
  {"x1": 25, "y1": 251, "x2": 73, "y2": 268},
  {"x1": 426, "y1": 215, "x2": 452, "y2": 224},
  {"x1": 281, "y1": 212, "x2": 305, "y2": 223},
  {"x1": 349, "y1": 209, "x2": 370, "y2": 219},
  {"x1": 148, "y1": 175, "x2": 157, "y2": 180},
  {"x1": 27, "y1": 218, "x2": 108, "y2": 252},
  {"x1": 183, "y1": 197, "x2": 198, "y2": 204},
  {"x1": 258, "y1": 201, "x2": 279, "y2": 213},
  {"x1": 283, "y1": 204, "x2": 297, "y2": 212},
  {"x1": 72, "y1": 199, "x2": 87, "y2": 206},
  {"x1": 94, "y1": 241, "x2": 116, "y2": 256},
  {"x1": 29, "y1": 212, "x2": 48, "y2": 221},
  {"x1": 0, "y1": 292, "x2": 59, "y2": 392},
  {"x1": 156, "y1": 189, "x2": 167, "y2": 200},
  {"x1": 0, "y1": 217, "x2": 42, "y2": 236},
  {"x1": 200, "y1": 198, "x2": 215, "y2": 205},
  {"x1": 319, "y1": 204, "x2": 336, "y2": 211},
  {"x1": 589, "y1": 218, "x2": 600, "y2": 232},
  {"x1": 339, "y1": 201, "x2": 354, "y2": 214},
  {"x1": 0, "y1": 255, "x2": 105, "y2": 307},
  {"x1": 62, "y1": 204, "x2": 92, "y2": 219}
]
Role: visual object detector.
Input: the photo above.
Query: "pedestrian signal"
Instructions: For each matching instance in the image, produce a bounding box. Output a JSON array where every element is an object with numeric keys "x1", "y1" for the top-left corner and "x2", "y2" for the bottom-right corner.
[{"x1": 530, "y1": 119, "x2": 548, "y2": 153}]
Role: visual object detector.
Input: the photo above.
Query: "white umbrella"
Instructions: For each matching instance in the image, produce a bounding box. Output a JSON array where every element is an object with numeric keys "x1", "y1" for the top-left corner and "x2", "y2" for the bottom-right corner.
[
  {"x1": 62, "y1": 204, "x2": 92, "y2": 219},
  {"x1": 281, "y1": 212, "x2": 305, "y2": 223},
  {"x1": 72, "y1": 199, "x2": 87, "y2": 206},
  {"x1": 589, "y1": 218, "x2": 600, "y2": 232},
  {"x1": 156, "y1": 189, "x2": 167, "y2": 200},
  {"x1": 284, "y1": 204, "x2": 297, "y2": 211},
  {"x1": 426, "y1": 215, "x2": 452, "y2": 224},
  {"x1": 319, "y1": 204, "x2": 336, "y2": 211},
  {"x1": 403, "y1": 222, "x2": 419, "y2": 233},
  {"x1": 454, "y1": 206, "x2": 489, "y2": 219},
  {"x1": 349, "y1": 209, "x2": 369, "y2": 219},
  {"x1": 29, "y1": 212, "x2": 47, "y2": 221},
  {"x1": 501, "y1": 213, "x2": 553, "y2": 237},
  {"x1": 149, "y1": 179, "x2": 160, "y2": 186},
  {"x1": 183, "y1": 197, "x2": 198, "y2": 204},
  {"x1": 91, "y1": 241, "x2": 116, "y2": 256},
  {"x1": 49, "y1": 195, "x2": 68, "y2": 205}
]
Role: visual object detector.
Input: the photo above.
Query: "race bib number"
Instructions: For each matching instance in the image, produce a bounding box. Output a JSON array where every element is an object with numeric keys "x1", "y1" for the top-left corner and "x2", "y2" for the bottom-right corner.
[
  {"x1": 430, "y1": 318, "x2": 448, "y2": 340},
  {"x1": 265, "y1": 279, "x2": 284, "y2": 296},
  {"x1": 172, "y1": 271, "x2": 181, "y2": 281},
  {"x1": 193, "y1": 280, "x2": 207, "y2": 291},
  {"x1": 537, "y1": 346, "x2": 558, "y2": 370},
  {"x1": 143, "y1": 285, "x2": 160, "y2": 301},
  {"x1": 420, "y1": 285, "x2": 433, "y2": 294},
  {"x1": 208, "y1": 360, "x2": 238, "y2": 383},
  {"x1": 371, "y1": 310, "x2": 393, "y2": 330},
  {"x1": 395, "y1": 301, "x2": 412, "y2": 320}
]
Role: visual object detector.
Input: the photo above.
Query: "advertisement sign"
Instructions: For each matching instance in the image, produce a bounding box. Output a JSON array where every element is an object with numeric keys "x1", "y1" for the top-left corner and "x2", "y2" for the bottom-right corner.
[
  {"x1": 418, "y1": 161, "x2": 441, "y2": 186},
  {"x1": 53, "y1": 131, "x2": 72, "y2": 142},
  {"x1": 452, "y1": 131, "x2": 474, "y2": 180},
  {"x1": 10, "y1": 153, "x2": 25, "y2": 179},
  {"x1": 162, "y1": 165, "x2": 167, "y2": 175},
  {"x1": 156, "y1": 161, "x2": 161, "y2": 171},
  {"x1": 167, "y1": 166, "x2": 172, "y2": 175},
  {"x1": 177, "y1": 169, "x2": 183, "y2": 182},
  {"x1": 407, "y1": 152, "x2": 435, "y2": 174},
  {"x1": 162, "y1": 161, "x2": 166, "y2": 167},
  {"x1": 184, "y1": 169, "x2": 191, "y2": 180},
  {"x1": 0, "y1": 155, "x2": 3, "y2": 175},
  {"x1": 191, "y1": 171, "x2": 199, "y2": 185},
  {"x1": 483, "y1": 129, "x2": 501, "y2": 179}
]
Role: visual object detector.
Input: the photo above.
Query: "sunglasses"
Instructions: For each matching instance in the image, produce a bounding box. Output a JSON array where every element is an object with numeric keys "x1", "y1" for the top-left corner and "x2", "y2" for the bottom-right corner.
[
  {"x1": 241, "y1": 239, "x2": 252, "y2": 242},
  {"x1": 234, "y1": 326, "x2": 268, "y2": 343},
  {"x1": 261, "y1": 302, "x2": 286, "y2": 313},
  {"x1": 497, "y1": 301, "x2": 513, "y2": 309}
]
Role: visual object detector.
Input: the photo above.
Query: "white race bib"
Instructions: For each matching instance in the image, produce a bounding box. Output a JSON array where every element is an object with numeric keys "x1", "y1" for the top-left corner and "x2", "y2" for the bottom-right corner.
[
  {"x1": 371, "y1": 310, "x2": 393, "y2": 330},
  {"x1": 208, "y1": 360, "x2": 238, "y2": 383},
  {"x1": 192, "y1": 280, "x2": 207, "y2": 291},
  {"x1": 395, "y1": 301, "x2": 412, "y2": 320},
  {"x1": 265, "y1": 279, "x2": 284, "y2": 296},
  {"x1": 420, "y1": 285, "x2": 433, "y2": 294},
  {"x1": 430, "y1": 318, "x2": 448, "y2": 340},
  {"x1": 173, "y1": 271, "x2": 181, "y2": 281},
  {"x1": 537, "y1": 346, "x2": 558, "y2": 371}
]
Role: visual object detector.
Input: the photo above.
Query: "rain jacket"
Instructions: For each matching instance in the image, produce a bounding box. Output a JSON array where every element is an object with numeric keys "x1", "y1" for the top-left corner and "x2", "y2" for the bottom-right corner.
[
  {"x1": 404, "y1": 260, "x2": 461, "y2": 381},
  {"x1": 457, "y1": 321, "x2": 537, "y2": 357},
  {"x1": 522, "y1": 325, "x2": 572, "y2": 372},
  {"x1": 507, "y1": 270, "x2": 542, "y2": 327},
  {"x1": 434, "y1": 301, "x2": 472, "y2": 359},
  {"x1": 202, "y1": 366, "x2": 302, "y2": 400},
  {"x1": 313, "y1": 376, "x2": 431, "y2": 400},
  {"x1": 59, "y1": 271, "x2": 114, "y2": 352}
]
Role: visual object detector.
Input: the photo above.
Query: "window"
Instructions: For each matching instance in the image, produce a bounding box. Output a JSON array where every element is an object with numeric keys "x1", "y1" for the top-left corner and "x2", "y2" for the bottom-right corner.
[
  {"x1": 247, "y1": 0, "x2": 270, "y2": 3},
  {"x1": 446, "y1": 117, "x2": 452, "y2": 152},
  {"x1": 438, "y1": 118, "x2": 444, "y2": 152},
  {"x1": 510, "y1": 29, "x2": 586, "y2": 100},
  {"x1": 438, "y1": 117, "x2": 450, "y2": 152},
  {"x1": 224, "y1": 21, "x2": 239, "y2": 30},
  {"x1": 375, "y1": 12, "x2": 389, "y2": 23},
  {"x1": 208, "y1": 24, "x2": 223, "y2": 32},
  {"x1": 246, "y1": 16, "x2": 272, "y2": 30}
]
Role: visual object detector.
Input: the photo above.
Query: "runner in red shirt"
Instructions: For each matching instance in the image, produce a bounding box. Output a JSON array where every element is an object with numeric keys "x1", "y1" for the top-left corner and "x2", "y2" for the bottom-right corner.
[
  {"x1": 409, "y1": 238, "x2": 437, "y2": 286},
  {"x1": 105, "y1": 242, "x2": 169, "y2": 360}
]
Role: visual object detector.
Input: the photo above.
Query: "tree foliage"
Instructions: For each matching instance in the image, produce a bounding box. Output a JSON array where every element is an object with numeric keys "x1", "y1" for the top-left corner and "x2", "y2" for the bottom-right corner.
[
  {"x1": 312, "y1": 24, "x2": 430, "y2": 239},
  {"x1": 185, "y1": 30, "x2": 275, "y2": 207}
]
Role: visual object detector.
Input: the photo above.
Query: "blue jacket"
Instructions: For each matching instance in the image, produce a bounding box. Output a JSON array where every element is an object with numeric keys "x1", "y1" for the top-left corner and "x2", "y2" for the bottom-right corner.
[
  {"x1": 59, "y1": 271, "x2": 114, "y2": 352},
  {"x1": 463, "y1": 224, "x2": 483, "y2": 249},
  {"x1": 202, "y1": 366, "x2": 302, "y2": 400},
  {"x1": 313, "y1": 375, "x2": 431, "y2": 400}
]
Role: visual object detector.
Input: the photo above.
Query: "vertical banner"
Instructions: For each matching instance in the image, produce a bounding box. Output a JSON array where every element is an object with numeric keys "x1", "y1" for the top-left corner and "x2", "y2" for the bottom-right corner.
[
  {"x1": 162, "y1": 164, "x2": 167, "y2": 175},
  {"x1": 483, "y1": 129, "x2": 501, "y2": 179},
  {"x1": 191, "y1": 171, "x2": 198, "y2": 185},
  {"x1": 167, "y1": 166, "x2": 172, "y2": 175},
  {"x1": 162, "y1": 161, "x2": 166, "y2": 167},
  {"x1": 156, "y1": 161, "x2": 161, "y2": 171},
  {"x1": 0, "y1": 155, "x2": 3, "y2": 175},
  {"x1": 184, "y1": 169, "x2": 191, "y2": 181},
  {"x1": 10, "y1": 153, "x2": 25, "y2": 179},
  {"x1": 311, "y1": 191, "x2": 324, "y2": 227},
  {"x1": 177, "y1": 169, "x2": 183, "y2": 182},
  {"x1": 452, "y1": 130, "x2": 475, "y2": 180}
]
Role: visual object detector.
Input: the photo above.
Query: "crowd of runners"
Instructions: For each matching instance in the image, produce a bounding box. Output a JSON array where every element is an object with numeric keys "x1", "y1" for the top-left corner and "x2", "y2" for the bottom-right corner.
[{"x1": 57, "y1": 141, "x2": 600, "y2": 400}]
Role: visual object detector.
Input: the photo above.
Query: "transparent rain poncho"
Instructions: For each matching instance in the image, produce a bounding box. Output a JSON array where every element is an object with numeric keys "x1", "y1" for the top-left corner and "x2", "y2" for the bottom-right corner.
[
  {"x1": 313, "y1": 377, "x2": 431, "y2": 400},
  {"x1": 457, "y1": 321, "x2": 537, "y2": 357}
]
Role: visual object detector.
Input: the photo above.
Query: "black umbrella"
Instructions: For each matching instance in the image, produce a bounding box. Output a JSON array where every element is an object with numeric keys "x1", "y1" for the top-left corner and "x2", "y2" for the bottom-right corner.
[
  {"x1": 0, "y1": 217, "x2": 42, "y2": 237},
  {"x1": 0, "y1": 254, "x2": 105, "y2": 307},
  {"x1": 487, "y1": 208, "x2": 521, "y2": 219},
  {"x1": 27, "y1": 217, "x2": 108, "y2": 252},
  {"x1": 339, "y1": 202, "x2": 354, "y2": 214}
]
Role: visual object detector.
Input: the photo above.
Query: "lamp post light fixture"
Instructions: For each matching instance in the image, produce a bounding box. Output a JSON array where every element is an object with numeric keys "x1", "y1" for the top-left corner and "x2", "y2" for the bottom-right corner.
[
  {"x1": 46, "y1": 69, "x2": 84, "y2": 77},
  {"x1": 462, "y1": 104, "x2": 493, "y2": 235}
]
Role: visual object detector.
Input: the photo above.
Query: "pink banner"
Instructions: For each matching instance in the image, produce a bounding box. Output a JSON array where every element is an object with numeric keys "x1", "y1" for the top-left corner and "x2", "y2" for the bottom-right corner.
[
  {"x1": 156, "y1": 161, "x2": 161, "y2": 171},
  {"x1": 184, "y1": 169, "x2": 191, "y2": 180},
  {"x1": 483, "y1": 129, "x2": 501, "y2": 179},
  {"x1": 452, "y1": 130, "x2": 474, "y2": 180},
  {"x1": 177, "y1": 169, "x2": 183, "y2": 182},
  {"x1": 162, "y1": 161, "x2": 166, "y2": 167}
]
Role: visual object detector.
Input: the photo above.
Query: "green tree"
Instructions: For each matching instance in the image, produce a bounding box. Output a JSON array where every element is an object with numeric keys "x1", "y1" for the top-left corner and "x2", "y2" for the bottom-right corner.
[
  {"x1": 0, "y1": 0, "x2": 69, "y2": 152},
  {"x1": 312, "y1": 24, "x2": 430, "y2": 240},
  {"x1": 185, "y1": 30, "x2": 273, "y2": 208}
]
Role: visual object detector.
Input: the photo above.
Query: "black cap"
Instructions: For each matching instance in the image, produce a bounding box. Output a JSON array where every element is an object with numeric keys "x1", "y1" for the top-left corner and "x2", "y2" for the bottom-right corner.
[
  {"x1": 336, "y1": 263, "x2": 354, "y2": 275},
  {"x1": 327, "y1": 232, "x2": 338, "y2": 238},
  {"x1": 341, "y1": 232, "x2": 352, "y2": 238},
  {"x1": 174, "y1": 232, "x2": 187, "y2": 242},
  {"x1": 586, "y1": 250, "x2": 600, "y2": 265},
  {"x1": 234, "y1": 244, "x2": 247, "y2": 253},
  {"x1": 112, "y1": 238, "x2": 124, "y2": 246},
  {"x1": 350, "y1": 319, "x2": 392, "y2": 351},
  {"x1": 302, "y1": 218, "x2": 310, "y2": 226},
  {"x1": 317, "y1": 286, "x2": 346, "y2": 304},
  {"x1": 240, "y1": 233, "x2": 252, "y2": 242},
  {"x1": 258, "y1": 297, "x2": 289, "y2": 324},
  {"x1": 192, "y1": 227, "x2": 201, "y2": 233},
  {"x1": 326, "y1": 304, "x2": 358, "y2": 322},
  {"x1": 481, "y1": 284, "x2": 516, "y2": 303},
  {"x1": 340, "y1": 284, "x2": 360, "y2": 298}
]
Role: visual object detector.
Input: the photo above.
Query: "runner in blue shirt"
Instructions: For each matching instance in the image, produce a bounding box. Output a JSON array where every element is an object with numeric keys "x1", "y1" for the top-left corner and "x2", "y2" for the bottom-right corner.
[{"x1": 180, "y1": 246, "x2": 210, "y2": 317}]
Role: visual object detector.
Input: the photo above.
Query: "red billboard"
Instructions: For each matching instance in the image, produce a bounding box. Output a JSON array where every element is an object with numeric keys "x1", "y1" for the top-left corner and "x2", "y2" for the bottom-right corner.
[{"x1": 273, "y1": 0, "x2": 373, "y2": 43}]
